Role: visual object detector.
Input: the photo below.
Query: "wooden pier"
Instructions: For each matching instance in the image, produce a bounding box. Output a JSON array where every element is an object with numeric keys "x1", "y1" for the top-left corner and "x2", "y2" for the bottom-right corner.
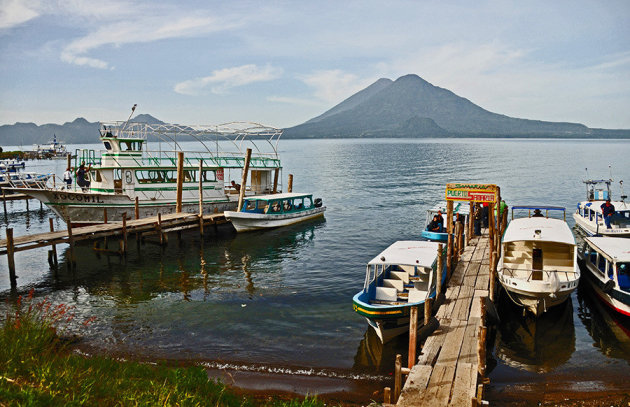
[{"x1": 396, "y1": 232, "x2": 491, "y2": 406}]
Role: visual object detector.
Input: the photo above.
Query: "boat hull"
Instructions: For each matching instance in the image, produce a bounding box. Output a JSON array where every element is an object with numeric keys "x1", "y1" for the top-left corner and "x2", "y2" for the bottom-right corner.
[
  {"x1": 224, "y1": 207, "x2": 325, "y2": 232},
  {"x1": 498, "y1": 276, "x2": 575, "y2": 316},
  {"x1": 16, "y1": 188, "x2": 237, "y2": 225},
  {"x1": 579, "y1": 258, "x2": 630, "y2": 317},
  {"x1": 420, "y1": 230, "x2": 449, "y2": 242}
]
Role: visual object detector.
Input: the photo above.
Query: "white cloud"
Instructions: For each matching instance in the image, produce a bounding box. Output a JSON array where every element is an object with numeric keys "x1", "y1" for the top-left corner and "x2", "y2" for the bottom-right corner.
[
  {"x1": 174, "y1": 64, "x2": 283, "y2": 96},
  {"x1": 299, "y1": 70, "x2": 372, "y2": 105},
  {"x1": 0, "y1": 0, "x2": 40, "y2": 30}
]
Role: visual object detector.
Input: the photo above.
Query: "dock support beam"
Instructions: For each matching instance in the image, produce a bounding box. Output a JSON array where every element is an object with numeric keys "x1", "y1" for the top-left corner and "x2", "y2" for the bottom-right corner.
[
  {"x1": 408, "y1": 305, "x2": 418, "y2": 369},
  {"x1": 436, "y1": 243, "x2": 443, "y2": 296},
  {"x1": 49, "y1": 218, "x2": 58, "y2": 268},
  {"x1": 176, "y1": 152, "x2": 184, "y2": 213},
  {"x1": 6, "y1": 228, "x2": 16, "y2": 287},
  {"x1": 237, "y1": 148, "x2": 252, "y2": 212},
  {"x1": 198, "y1": 160, "x2": 204, "y2": 237}
]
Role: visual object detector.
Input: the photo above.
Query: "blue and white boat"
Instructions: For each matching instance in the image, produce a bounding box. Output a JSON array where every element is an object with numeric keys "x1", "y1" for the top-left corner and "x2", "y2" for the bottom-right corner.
[
  {"x1": 573, "y1": 178, "x2": 630, "y2": 237},
  {"x1": 352, "y1": 240, "x2": 446, "y2": 343},
  {"x1": 224, "y1": 193, "x2": 325, "y2": 232},
  {"x1": 421, "y1": 201, "x2": 469, "y2": 241},
  {"x1": 578, "y1": 237, "x2": 630, "y2": 317}
]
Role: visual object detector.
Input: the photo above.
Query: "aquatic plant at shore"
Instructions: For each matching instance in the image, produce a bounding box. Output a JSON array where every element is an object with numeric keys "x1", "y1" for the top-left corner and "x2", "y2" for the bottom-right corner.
[{"x1": 0, "y1": 291, "x2": 329, "y2": 406}]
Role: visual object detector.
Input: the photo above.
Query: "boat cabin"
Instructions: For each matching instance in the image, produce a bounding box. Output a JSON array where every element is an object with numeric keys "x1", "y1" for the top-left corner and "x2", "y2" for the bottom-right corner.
[
  {"x1": 581, "y1": 237, "x2": 630, "y2": 293},
  {"x1": 240, "y1": 193, "x2": 321, "y2": 215}
]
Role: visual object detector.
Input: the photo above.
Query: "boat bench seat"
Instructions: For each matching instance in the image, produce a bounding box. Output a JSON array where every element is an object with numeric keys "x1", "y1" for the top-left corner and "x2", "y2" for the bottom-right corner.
[
  {"x1": 383, "y1": 278, "x2": 404, "y2": 292},
  {"x1": 390, "y1": 271, "x2": 409, "y2": 284},
  {"x1": 408, "y1": 289, "x2": 428, "y2": 303},
  {"x1": 399, "y1": 265, "x2": 416, "y2": 276},
  {"x1": 375, "y1": 286, "x2": 398, "y2": 302}
]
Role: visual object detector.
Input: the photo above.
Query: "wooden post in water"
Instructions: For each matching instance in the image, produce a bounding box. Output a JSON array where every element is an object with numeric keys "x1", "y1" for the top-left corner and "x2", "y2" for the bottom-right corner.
[
  {"x1": 436, "y1": 243, "x2": 444, "y2": 296},
  {"x1": 198, "y1": 160, "x2": 204, "y2": 236},
  {"x1": 488, "y1": 203, "x2": 496, "y2": 302},
  {"x1": 157, "y1": 213, "x2": 165, "y2": 246},
  {"x1": 6, "y1": 228, "x2": 16, "y2": 287},
  {"x1": 49, "y1": 218, "x2": 58, "y2": 268},
  {"x1": 134, "y1": 197, "x2": 139, "y2": 220},
  {"x1": 477, "y1": 297, "x2": 488, "y2": 376},
  {"x1": 103, "y1": 208, "x2": 108, "y2": 224},
  {"x1": 408, "y1": 305, "x2": 418, "y2": 369},
  {"x1": 176, "y1": 152, "x2": 184, "y2": 213},
  {"x1": 25, "y1": 198, "x2": 29, "y2": 212},
  {"x1": 287, "y1": 174, "x2": 293, "y2": 193},
  {"x1": 272, "y1": 168, "x2": 279, "y2": 194},
  {"x1": 121, "y1": 213, "x2": 128, "y2": 254},
  {"x1": 66, "y1": 215, "x2": 76, "y2": 270},
  {"x1": 446, "y1": 200, "x2": 454, "y2": 278},
  {"x1": 394, "y1": 354, "x2": 402, "y2": 402},
  {"x1": 2, "y1": 190, "x2": 7, "y2": 217},
  {"x1": 237, "y1": 148, "x2": 252, "y2": 212}
]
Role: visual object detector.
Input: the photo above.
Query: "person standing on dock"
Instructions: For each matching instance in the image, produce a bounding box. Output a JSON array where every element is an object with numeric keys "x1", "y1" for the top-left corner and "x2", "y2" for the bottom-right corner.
[
  {"x1": 63, "y1": 167, "x2": 72, "y2": 190},
  {"x1": 473, "y1": 203, "x2": 482, "y2": 236},
  {"x1": 77, "y1": 162, "x2": 91, "y2": 191},
  {"x1": 601, "y1": 199, "x2": 616, "y2": 229}
]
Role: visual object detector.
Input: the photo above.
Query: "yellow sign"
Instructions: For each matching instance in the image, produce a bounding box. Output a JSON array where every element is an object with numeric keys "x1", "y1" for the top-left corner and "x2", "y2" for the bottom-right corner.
[{"x1": 445, "y1": 183, "x2": 498, "y2": 203}]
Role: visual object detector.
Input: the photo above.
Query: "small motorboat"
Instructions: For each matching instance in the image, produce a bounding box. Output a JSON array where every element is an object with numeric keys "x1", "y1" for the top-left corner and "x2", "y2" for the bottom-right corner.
[
  {"x1": 497, "y1": 206, "x2": 580, "y2": 316},
  {"x1": 578, "y1": 236, "x2": 630, "y2": 317},
  {"x1": 573, "y1": 178, "x2": 630, "y2": 237},
  {"x1": 352, "y1": 240, "x2": 446, "y2": 343},
  {"x1": 224, "y1": 193, "x2": 325, "y2": 232}
]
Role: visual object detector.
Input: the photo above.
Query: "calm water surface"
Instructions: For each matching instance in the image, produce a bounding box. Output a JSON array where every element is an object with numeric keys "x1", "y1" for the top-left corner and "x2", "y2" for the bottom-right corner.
[{"x1": 1, "y1": 138, "x2": 629, "y2": 399}]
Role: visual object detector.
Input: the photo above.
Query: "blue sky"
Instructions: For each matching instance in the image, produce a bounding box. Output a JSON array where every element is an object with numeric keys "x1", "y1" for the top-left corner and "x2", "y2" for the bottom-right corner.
[{"x1": 1, "y1": 0, "x2": 629, "y2": 129}]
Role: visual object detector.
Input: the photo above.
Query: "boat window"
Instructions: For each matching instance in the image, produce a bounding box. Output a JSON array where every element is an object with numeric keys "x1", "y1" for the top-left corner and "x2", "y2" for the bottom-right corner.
[
  {"x1": 293, "y1": 198, "x2": 304, "y2": 210},
  {"x1": 303, "y1": 196, "x2": 312, "y2": 209},
  {"x1": 91, "y1": 170, "x2": 102, "y2": 182},
  {"x1": 597, "y1": 255, "x2": 607, "y2": 274},
  {"x1": 103, "y1": 141, "x2": 112, "y2": 150},
  {"x1": 200, "y1": 170, "x2": 217, "y2": 182},
  {"x1": 617, "y1": 263, "x2": 630, "y2": 291},
  {"x1": 183, "y1": 170, "x2": 195, "y2": 182},
  {"x1": 269, "y1": 201, "x2": 282, "y2": 213},
  {"x1": 282, "y1": 199, "x2": 293, "y2": 212}
]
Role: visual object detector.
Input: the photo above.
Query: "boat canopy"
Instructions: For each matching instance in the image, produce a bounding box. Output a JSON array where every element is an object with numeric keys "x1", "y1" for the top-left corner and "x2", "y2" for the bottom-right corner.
[
  {"x1": 502, "y1": 217, "x2": 575, "y2": 245},
  {"x1": 585, "y1": 237, "x2": 630, "y2": 262},
  {"x1": 244, "y1": 192, "x2": 311, "y2": 201},
  {"x1": 367, "y1": 240, "x2": 440, "y2": 268}
]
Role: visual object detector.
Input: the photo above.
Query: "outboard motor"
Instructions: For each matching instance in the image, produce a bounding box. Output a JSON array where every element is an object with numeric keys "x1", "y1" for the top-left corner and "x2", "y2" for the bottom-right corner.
[{"x1": 314, "y1": 198, "x2": 323, "y2": 208}]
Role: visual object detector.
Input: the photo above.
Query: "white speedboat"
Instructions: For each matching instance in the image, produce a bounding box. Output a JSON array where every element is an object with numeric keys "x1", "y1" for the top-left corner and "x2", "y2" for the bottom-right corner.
[
  {"x1": 498, "y1": 206, "x2": 579, "y2": 316},
  {"x1": 578, "y1": 237, "x2": 630, "y2": 317},
  {"x1": 224, "y1": 193, "x2": 325, "y2": 232},
  {"x1": 7, "y1": 110, "x2": 284, "y2": 226},
  {"x1": 573, "y1": 178, "x2": 630, "y2": 237},
  {"x1": 352, "y1": 240, "x2": 446, "y2": 343}
]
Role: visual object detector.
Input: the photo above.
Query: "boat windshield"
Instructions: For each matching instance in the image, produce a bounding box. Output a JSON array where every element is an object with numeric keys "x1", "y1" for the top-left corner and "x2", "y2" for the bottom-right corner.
[{"x1": 617, "y1": 262, "x2": 630, "y2": 292}]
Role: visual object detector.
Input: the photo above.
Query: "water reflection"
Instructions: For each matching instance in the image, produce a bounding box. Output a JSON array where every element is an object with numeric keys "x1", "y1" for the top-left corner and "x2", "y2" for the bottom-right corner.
[
  {"x1": 352, "y1": 328, "x2": 408, "y2": 375},
  {"x1": 577, "y1": 284, "x2": 630, "y2": 361},
  {"x1": 494, "y1": 291, "x2": 575, "y2": 373}
]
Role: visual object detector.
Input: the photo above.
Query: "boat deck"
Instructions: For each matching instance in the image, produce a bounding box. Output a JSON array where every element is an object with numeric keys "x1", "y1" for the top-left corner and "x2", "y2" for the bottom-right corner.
[{"x1": 397, "y1": 232, "x2": 490, "y2": 406}]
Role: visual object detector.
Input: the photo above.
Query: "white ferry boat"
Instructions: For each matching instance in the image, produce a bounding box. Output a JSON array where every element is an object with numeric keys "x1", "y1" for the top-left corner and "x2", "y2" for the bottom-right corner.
[
  {"x1": 9, "y1": 116, "x2": 284, "y2": 225},
  {"x1": 578, "y1": 237, "x2": 630, "y2": 317},
  {"x1": 225, "y1": 193, "x2": 325, "y2": 232},
  {"x1": 573, "y1": 178, "x2": 630, "y2": 237},
  {"x1": 498, "y1": 206, "x2": 579, "y2": 316}
]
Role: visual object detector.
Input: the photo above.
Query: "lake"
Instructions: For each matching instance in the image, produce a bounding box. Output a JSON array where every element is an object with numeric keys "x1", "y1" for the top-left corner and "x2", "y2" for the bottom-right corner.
[{"x1": 1, "y1": 138, "x2": 629, "y2": 403}]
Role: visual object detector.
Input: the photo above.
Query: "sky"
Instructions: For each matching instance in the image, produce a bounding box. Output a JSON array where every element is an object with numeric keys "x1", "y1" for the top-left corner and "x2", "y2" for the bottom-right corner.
[{"x1": 1, "y1": 0, "x2": 629, "y2": 129}]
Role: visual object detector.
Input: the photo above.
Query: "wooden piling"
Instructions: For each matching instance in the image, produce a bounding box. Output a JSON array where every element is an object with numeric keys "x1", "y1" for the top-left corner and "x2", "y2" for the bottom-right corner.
[
  {"x1": 477, "y1": 297, "x2": 488, "y2": 376},
  {"x1": 157, "y1": 213, "x2": 164, "y2": 245},
  {"x1": 25, "y1": 198, "x2": 29, "y2": 212},
  {"x1": 424, "y1": 297, "x2": 432, "y2": 325},
  {"x1": 237, "y1": 148, "x2": 252, "y2": 212},
  {"x1": 446, "y1": 200, "x2": 454, "y2": 278},
  {"x1": 198, "y1": 160, "x2": 204, "y2": 236},
  {"x1": 135, "y1": 197, "x2": 139, "y2": 220},
  {"x1": 287, "y1": 174, "x2": 293, "y2": 193},
  {"x1": 121, "y1": 213, "x2": 127, "y2": 254},
  {"x1": 49, "y1": 218, "x2": 58, "y2": 267},
  {"x1": 176, "y1": 151, "x2": 184, "y2": 213},
  {"x1": 436, "y1": 243, "x2": 443, "y2": 296},
  {"x1": 66, "y1": 214, "x2": 75, "y2": 270},
  {"x1": 103, "y1": 208, "x2": 108, "y2": 224},
  {"x1": 408, "y1": 306, "x2": 418, "y2": 369},
  {"x1": 384, "y1": 387, "x2": 391, "y2": 405},
  {"x1": 272, "y1": 168, "x2": 279, "y2": 194},
  {"x1": 489, "y1": 203, "x2": 496, "y2": 302},
  {"x1": 2, "y1": 190, "x2": 7, "y2": 216},
  {"x1": 394, "y1": 354, "x2": 402, "y2": 402},
  {"x1": 6, "y1": 228, "x2": 16, "y2": 286},
  {"x1": 467, "y1": 201, "x2": 474, "y2": 244}
]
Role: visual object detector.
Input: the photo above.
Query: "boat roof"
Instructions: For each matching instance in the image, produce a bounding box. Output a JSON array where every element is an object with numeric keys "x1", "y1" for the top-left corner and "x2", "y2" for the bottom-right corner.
[
  {"x1": 244, "y1": 192, "x2": 313, "y2": 201},
  {"x1": 426, "y1": 201, "x2": 470, "y2": 215},
  {"x1": 585, "y1": 237, "x2": 630, "y2": 262},
  {"x1": 368, "y1": 240, "x2": 440, "y2": 268},
  {"x1": 502, "y1": 217, "x2": 575, "y2": 245}
]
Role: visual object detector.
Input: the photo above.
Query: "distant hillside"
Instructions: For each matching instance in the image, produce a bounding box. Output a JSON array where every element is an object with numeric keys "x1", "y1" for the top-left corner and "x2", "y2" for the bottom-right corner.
[
  {"x1": 284, "y1": 74, "x2": 630, "y2": 138},
  {"x1": 0, "y1": 115, "x2": 163, "y2": 147}
]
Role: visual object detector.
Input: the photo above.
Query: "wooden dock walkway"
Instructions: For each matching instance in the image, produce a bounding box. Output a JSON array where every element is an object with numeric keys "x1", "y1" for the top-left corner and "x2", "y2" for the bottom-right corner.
[{"x1": 396, "y1": 232, "x2": 491, "y2": 407}]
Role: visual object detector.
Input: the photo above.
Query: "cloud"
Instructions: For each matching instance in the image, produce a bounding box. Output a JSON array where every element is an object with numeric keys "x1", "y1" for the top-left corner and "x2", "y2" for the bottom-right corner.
[
  {"x1": 0, "y1": 0, "x2": 40, "y2": 30},
  {"x1": 299, "y1": 70, "x2": 372, "y2": 105},
  {"x1": 174, "y1": 64, "x2": 283, "y2": 96}
]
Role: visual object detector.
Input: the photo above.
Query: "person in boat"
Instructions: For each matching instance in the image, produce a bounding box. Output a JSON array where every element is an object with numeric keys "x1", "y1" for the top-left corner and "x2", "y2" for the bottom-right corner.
[
  {"x1": 76, "y1": 162, "x2": 91, "y2": 191},
  {"x1": 428, "y1": 215, "x2": 442, "y2": 232},
  {"x1": 63, "y1": 167, "x2": 72, "y2": 190},
  {"x1": 532, "y1": 209, "x2": 544, "y2": 217},
  {"x1": 436, "y1": 210, "x2": 445, "y2": 232},
  {"x1": 231, "y1": 180, "x2": 241, "y2": 193},
  {"x1": 600, "y1": 199, "x2": 616, "y2": 229}
]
